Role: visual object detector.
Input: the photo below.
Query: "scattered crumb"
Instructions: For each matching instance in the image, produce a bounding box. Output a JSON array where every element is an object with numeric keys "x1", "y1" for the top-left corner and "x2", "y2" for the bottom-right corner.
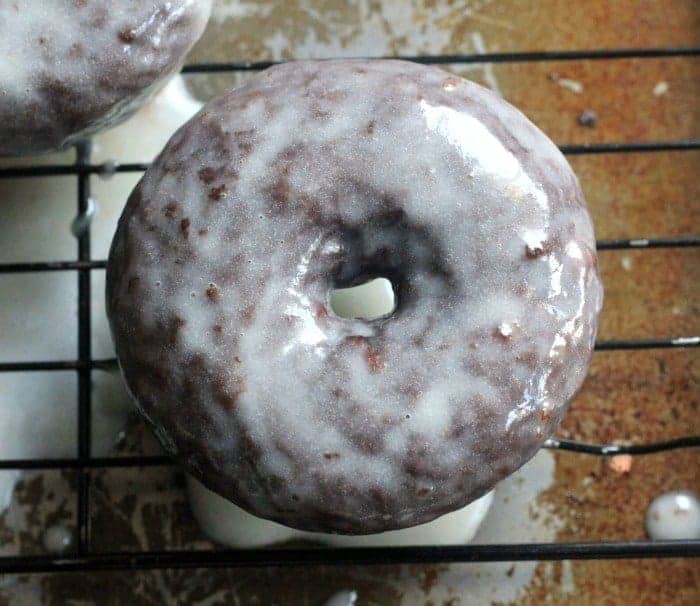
[
  {"x1": 621, "y1": 256, "x2": 632, "y2": 271},
  {"x1": 420, "y1": 569, "x2": 440, "y2": 594},
  {"x1": 441, "y1": 76, "x2": 461, "y2": 91},
  {"x1": 577, "y1": 109, "x2": 597, "y2": 127},
  {"x1": 525, "y1": 241, "x2": 546, "y2": 258},
  {"x1": 549, "y1": 72, "x2": 584, "y2": 93},
  {"x1": 558, "y1": 78, "x2": 584, "y2": 94},
  {"x1": 653, "y1": 81, "x2": 669, "y2": 96},
  {"x1": 498, "y1": 322, "x2": 514, "y2": 338},
  {"x1": 608, "y1": 454, "x2": 633, "y2": 474}
]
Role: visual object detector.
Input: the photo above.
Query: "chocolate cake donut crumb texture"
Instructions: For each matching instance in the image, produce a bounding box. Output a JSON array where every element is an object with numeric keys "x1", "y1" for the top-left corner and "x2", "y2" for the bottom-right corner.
[
  {"x1": 0, "y1": 0, "x2": 211, "y2": 155},
  {"x1": 107, "y1": 60, "x2": 603, "y2": 534}
]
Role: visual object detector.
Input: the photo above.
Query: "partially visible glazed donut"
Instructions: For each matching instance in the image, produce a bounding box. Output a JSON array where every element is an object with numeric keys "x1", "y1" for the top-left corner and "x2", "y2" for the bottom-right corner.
[
  {"x1": 0, "y1": 0, "x2": 211, "y2": 155},
  {"x1": 107, "y1": 59, "x2": 603, "y2": 534}
]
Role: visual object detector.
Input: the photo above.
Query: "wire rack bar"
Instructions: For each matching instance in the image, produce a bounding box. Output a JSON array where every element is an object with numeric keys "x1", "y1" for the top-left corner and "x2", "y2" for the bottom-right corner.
[
  {"x1": 596, "y1": 236, "x2": 700, "y2": 249},
  {"x1": 2, "y1": 433, "x2": 699, "y2": 472},
  {"x1": 0, "y1": 456, "x2": 172, "y2": 471},
  {"x1": 0, "y1": 235, "x2": 696, "y2": 275},
  {"x1": 0, "y1": 260, "x2": 107, "y2": 273},
  {"x1": 594, "y1": 337, "x2": 700, "y2": 350},
  {"x1": 559, "y1": 141, "x2": 700, "y2": 154},
  {"x1": 0, "y1": 337, "x2": 696, "y2": 375},
  {"x1": 545, "y1": 436, "x2": 700, "y2": 455},
  {"x1": 0, "y1": 540, "x2": 698, "y2": 574},
  {"x1": 2, "y1": 140, "x2": 699, "y2": 180},
  {"x1": 75, "y1": 142, "x2": 93, "y2": 556},
  {"x1": 0, "y1": 359, "x2": 115, "y2": 372},
  {"x1": 0, "y1": 162, "x2": 149, "y2": 179},
  {"x1": 0, "y1": 45, "x2": 698, "y2": 578},
  {"x1": 180, "y1": 46, "x2": 700, "y2": 73}
]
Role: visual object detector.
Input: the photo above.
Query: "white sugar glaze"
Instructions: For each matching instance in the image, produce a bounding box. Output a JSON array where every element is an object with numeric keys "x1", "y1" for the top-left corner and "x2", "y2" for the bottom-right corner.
[{"x1": 107, "y1": 59, "x2": 603, "y2": 533}]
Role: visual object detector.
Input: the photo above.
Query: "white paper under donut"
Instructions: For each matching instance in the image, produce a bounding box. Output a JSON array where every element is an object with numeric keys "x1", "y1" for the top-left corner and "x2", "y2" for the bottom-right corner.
[
  {"x1": 0, "y1": 76, "x2": 200, "y2": 510},
  {"x1": 187, "y1": 475, "x2": 493, "y2": 548}
]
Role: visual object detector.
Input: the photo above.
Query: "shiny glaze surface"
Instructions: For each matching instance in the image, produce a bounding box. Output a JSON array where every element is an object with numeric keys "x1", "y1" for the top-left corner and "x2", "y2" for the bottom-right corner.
[
  {"x1": 0, "y1": 0, "x2": 211, "y2": 155},
  {"x1": 107, "y1": 59, "x2": 602, "y2": 533}
]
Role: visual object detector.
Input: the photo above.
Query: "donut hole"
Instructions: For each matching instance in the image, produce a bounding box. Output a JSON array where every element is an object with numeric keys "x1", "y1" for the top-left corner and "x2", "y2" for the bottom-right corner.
[{"x1": 329, "y1": 277, "x2": 395, "y2": 321}]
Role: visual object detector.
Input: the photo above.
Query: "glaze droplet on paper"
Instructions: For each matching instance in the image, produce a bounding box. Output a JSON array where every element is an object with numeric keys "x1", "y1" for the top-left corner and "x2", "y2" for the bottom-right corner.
[
  {"x1": 323, "y1": 590, "x2": 358, "y2": 606},
  {"x1": 42, "y1": 525, "x2": 73, "y2": 554},
  {"x1": 645, "y1": 490, "x2": 700, "y2": 540}
]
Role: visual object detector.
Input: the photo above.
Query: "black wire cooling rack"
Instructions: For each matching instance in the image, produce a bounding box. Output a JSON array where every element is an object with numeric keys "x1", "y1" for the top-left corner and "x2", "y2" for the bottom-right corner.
[{"x1": 0, "y1": 46, "x2": 699, "y2": 575}]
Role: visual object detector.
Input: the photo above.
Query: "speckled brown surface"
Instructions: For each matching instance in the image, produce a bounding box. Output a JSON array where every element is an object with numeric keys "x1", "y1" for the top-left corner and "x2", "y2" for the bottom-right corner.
[{"x1": 0, "y1": 1, "x2": 698, "y2": 604}]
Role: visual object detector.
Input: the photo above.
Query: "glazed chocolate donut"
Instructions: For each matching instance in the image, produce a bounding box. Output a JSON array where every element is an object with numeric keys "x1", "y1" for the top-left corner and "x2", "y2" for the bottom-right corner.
[
  {"x1": 107, "y1": 60, "x2": 603, "y2": 534},
  {"x1": 0, "y1": 0, "x2": 211, "y2": 155}
]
